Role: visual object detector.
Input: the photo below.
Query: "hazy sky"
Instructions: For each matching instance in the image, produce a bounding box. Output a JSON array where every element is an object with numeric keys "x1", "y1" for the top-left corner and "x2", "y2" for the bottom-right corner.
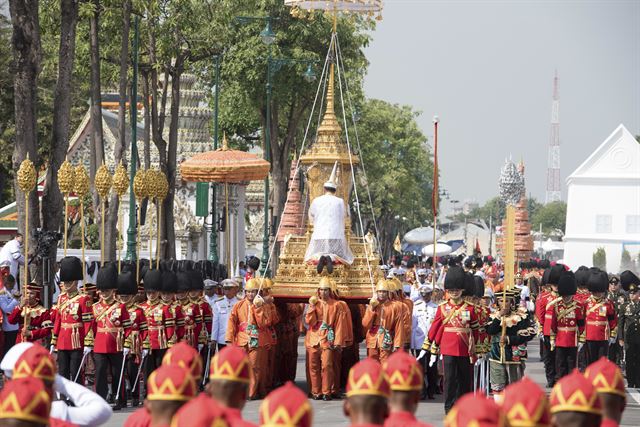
[{"x1": 364, "y1": 0, "x2": 640, "y2": 209}]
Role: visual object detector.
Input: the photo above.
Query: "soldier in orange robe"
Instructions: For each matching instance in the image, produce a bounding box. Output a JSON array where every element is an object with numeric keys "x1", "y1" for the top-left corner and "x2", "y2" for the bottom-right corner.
[
  {"x1": 305, "y1": 277, "x2": 351, "y2": 400},
  {"x1": 225, "y1": 278, "x2": 269, "y2": 400},
  {"x1": 362, "y1": 279, "x2": 404, "y2": 363},
  {"x1": 389, "y1": 277, "x2": 412, "y2": 350},
  {"x1": 260, "y1": 278, "x2": 280, "y2": 394}
]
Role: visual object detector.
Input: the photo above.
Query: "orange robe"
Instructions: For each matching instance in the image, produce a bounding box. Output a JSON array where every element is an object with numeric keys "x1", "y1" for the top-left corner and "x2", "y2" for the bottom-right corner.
[
  {"x1": 226, "y1": 298, "x2": 269, "y2": 397},
  {"x1": 362, "y1": 300, "x2": 404, "y2": 363}
]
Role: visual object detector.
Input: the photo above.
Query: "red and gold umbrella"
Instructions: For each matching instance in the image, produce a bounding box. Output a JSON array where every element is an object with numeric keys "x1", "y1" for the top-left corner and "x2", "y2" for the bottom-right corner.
[{"x1": 179, "y1": 134, "x2": 270, "y2": 272}]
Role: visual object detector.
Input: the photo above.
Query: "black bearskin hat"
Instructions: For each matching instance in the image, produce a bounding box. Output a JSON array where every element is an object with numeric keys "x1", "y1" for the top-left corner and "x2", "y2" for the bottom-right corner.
[
  {"x1": 444, "y1": 266, "x2": 466, "y2": 290},
  {"x1": 587, "y1": 269, "x2": 608, "y2": 294},
  {"x1": 117, "y1": 271, "x2": 138, "y2": 296},
  {"x1": 574, "y1": 266, "x2": 590, "y2": 288},
  {"x1": 143, "y1": 269, "x2": 163, "y2": 292},
  {"x1": 620, "y1": 270, "x2": 640, "y2": 292},
  {"x1": 557, "y1": 271, "x2": 577, "y2": 297},
  {"x1": 96, "y1": 263, "x2": 118, "y2": 291},
  {"x1": 60, "y1": 256, "x2": 83, "y2": 282},
  {"x1": 162, "y1": 270, "x2": 178, "y2": 293},
  {"x1": 176, "y1": 272, "x2": 191, "y2": 293},
  {"x1": 548, "y1": 264, "x2": 566, "y2": 286}
]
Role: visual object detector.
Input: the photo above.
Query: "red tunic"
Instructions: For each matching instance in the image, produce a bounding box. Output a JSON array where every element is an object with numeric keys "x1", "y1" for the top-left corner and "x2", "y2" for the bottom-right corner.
[
  {"x1": 384, "y1": 411, "x2": 435, "y2": 427},
  {"x1": 88, "y1": 300, "x2": 133, "y2": 353},
  {"x1": 426, "y1": 300, "x2": 479, "y2": 357},
  {"x1": 125, "y1": 305, "x2": 148, "y2": 359},
  {"x1": 51, "y1": 293, "x2": 93, "y2": 350},
  {"x1": 141, "y1": 301, "x2": 175, "y2": 350},
  {"x1": 180, "y1": 300, "x2": 203, "y2": 348},
  {"x1": 584, "y1": 296, "x2": 617, "y2": 341},
  {"x1": 575, "y1": 288, "x2": 590, "y2": 305},
  {"x1": 169, "y1": 302, "x2": 185, "y2": 345},
  {"x1": 199, "y1": 299, "x2": 213, "y2": 340},
  {"x1": 543, "y1": 294, "x2": 561, "y2": 337},
  {"x1": 550, "y1": 298, "x2": 585, "y2": 348},
  {"x1": 8, "y1": 304, "x2": 52, "y2": 344},
  {"x1": 534, "y1": 290, "x2": 549, "y2": 328}
]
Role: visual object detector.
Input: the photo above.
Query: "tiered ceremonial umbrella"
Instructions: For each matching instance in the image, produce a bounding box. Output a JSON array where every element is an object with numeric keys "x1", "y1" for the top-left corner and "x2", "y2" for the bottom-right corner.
[{"x1": 179, "y1": 134, "x2": 270, "y2": 272}]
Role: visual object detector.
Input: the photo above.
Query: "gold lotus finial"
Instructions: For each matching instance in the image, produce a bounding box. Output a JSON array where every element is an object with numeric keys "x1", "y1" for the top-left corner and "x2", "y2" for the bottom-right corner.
[
  {"x1": 17, "y1": 156, "x2": 37, "y2": 193},
  {"x1": 146, "y1": 168, "x2": 161, "y2": 200},
  {"x1": 157, "y1": 170, "x2": 169, "y2": 201},
  {"x1": 58, "y1": 160, "x2": 75, "y2": 194},
  {"x1": 133, "y1": 169, "x2": 148, "y2": 201},
  {"x1": 95, "y1": 163, "x2": 113, "y2": 199},
  {"x1": 73, "y1": 165, "x2": 90, "y2": 197},
  {"x1": 112, "y1": 162, "x2": 128, "y2": 197}
]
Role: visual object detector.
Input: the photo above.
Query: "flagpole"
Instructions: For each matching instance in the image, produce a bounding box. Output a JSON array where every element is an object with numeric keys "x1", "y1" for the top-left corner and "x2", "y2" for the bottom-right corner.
[{"x1": 432, "y1": 116, "x2": 439, "y2": 287}]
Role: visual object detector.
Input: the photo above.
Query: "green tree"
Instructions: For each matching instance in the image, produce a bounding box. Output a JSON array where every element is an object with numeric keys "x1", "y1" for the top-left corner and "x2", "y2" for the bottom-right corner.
[
  {"x1": 355, "y1": 98, "x2": 434, "y2": 257},
  {"x1": 530, "y1": 201, "x2": 567, "y2": 234},
  {"x1": 593, "y1": 247, "x2": 607, "y2": 270},
  {"x1": 620, "y1": 249, "x2": 633, "y2": 271}
]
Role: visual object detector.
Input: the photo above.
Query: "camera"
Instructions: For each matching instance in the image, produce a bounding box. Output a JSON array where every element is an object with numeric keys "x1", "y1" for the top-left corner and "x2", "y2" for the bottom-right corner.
[{"x1": 34, "y1": 229, "x2": 63, "y2": 259}]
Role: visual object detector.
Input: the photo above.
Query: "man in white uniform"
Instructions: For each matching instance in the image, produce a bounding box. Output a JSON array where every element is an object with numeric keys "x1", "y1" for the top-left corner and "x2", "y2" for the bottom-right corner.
[
  {"x1": 211, "y1": 279, "x2": 239, "y2": 352},
  {"x1": 412, "y1": 284, "x2": 439, "y2": 399},
  {"x1": 304, "y1": 162, "x2": 354, "y2": 274},
  {"x1": 0, "y1": 234, "x2": 25, "y2": 284}
]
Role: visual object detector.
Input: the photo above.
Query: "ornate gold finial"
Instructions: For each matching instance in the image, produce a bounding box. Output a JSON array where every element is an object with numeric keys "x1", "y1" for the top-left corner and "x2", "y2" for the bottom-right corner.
[
  {"x1": 133, "y1": 169, "x2": 148, "y2": 201},
  {"x1": 222, "y1": 132, "x2": 229, "y2": 150},
  {"x1": 73, "y1": 165, "x2": 90, "y2": 197},
  {"x1": 17, "y1": 155, "x2": 37, "y2": 193},
  {"x1": 95, "y1": 164, "x2": 113, "y2": 198},
  {"x1": 58, "y1": 160, "x2": 75, "y2": 194},
  {"x1": 145, "y1": 168, "x2": 160, "y2": 200},
  {"x1": 157, "y1": 171, "x2": 169, "y2": 201},
  {"x1": 112, "y1": 162, "x2": 128, "y2": 197}
]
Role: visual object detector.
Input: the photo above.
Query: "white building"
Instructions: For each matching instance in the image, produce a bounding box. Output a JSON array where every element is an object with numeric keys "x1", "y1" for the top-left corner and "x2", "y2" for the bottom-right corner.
[{"x1": 563, "y1": 124, "x2": 640, "y2": 273}]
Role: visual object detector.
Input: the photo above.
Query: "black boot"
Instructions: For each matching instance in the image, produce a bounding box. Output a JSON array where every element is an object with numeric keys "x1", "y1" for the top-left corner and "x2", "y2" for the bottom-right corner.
[
  {"x1": 316, "y1": 256, "x2": 326, "y2": 274},
  {"x1": 326, "y1": 257, "x2": 334, "y2": 274}
]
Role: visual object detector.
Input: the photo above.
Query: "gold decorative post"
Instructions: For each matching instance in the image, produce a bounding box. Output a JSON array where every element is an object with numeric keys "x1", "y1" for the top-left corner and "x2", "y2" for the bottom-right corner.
[
  {"x1": 17, "y1": 156, "x2": 37, "y2": 287},
  {"x1": 155, "y1": 171, "x2": 168, "y2": 269},
  {"x1": 498, "y1": 160, "x2": 525, "y2": 362},
  {"x1": 112, "y1": 162, "x2": 129, "y2": 272},
  {"x1": 133, "y1": 169, "x2": 148, "y2": 283},
  {"x1": 58, "y1": 160, "x2": 74, "y2": 256},
  {"x1": 74, "y1": 165, "x2": 90, "y2": 283},
  {"x1": 95, "y1": 164, "x2": 113, "y2": 266}
]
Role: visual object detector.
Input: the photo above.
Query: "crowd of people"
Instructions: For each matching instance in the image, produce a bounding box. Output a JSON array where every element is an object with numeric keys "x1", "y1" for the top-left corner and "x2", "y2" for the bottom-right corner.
[{"x1": 0, "y1": 242, "x2": 639, "y2": 426}]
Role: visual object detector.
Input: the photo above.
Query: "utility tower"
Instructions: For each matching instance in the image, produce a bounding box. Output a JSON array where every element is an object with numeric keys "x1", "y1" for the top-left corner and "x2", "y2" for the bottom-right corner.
[{"x1": 546, "y1": 71, "x2": 561, "y2": 203}]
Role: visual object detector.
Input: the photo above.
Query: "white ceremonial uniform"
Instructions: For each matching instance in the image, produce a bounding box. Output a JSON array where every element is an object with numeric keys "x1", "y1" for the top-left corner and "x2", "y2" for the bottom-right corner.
[
  {"x1": 304, "y1": 193, "x2": 354, "y2": 264},
  {"x1": 0, "y1": 238, "x2": 24, "y2": 281},
  {"x1": 212, "y1": 295, "x2": 239, "y2": 343},
  {"x1": 205, "y1": 294, "x2": 217, "y2": 310},
  {"x1": 51, "y1": 375, "x2": 112, "y2": 426},
  {"x1": 411, "y1": 299, "x2": 438, "y2": 350}
]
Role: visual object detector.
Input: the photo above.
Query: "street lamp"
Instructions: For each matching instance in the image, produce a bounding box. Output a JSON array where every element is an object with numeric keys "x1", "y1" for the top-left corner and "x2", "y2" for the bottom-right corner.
[
  {"x1": 260, "y1": 20, "x2": 276, "y2": 45},
  {"x1": 209, "y1": 54, "x2": 222, "y2": 263},
  {"x1": 304, "y1": 63, "x2": 317, "y2": 82}
]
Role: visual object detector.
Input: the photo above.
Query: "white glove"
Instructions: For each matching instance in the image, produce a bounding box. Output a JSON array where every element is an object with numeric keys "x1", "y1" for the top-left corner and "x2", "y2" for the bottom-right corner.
[
  {"x1": 609, "y1": 337, "x2": 616, "y2": 344},
  {"x1": 141, "y1": 349, "x2": 149, "y2": 359},
  {"x1": 429, "y1": 354, "x2": 438, "y2": 367},
  {"x1": 416, "y1": 350, "x2": 427, "y2": 361},
  {"x1": 198, "y1": 344, "x2": 204, "y2": 352},
  {"x1": 49, "y1": 345, "x2": 56, "y2": 354},
  {"x1": 123, "y1": 347, "x2": 131, "y2": 357},
  {"x1": 83, "y1": 346, "x2": 92, "y2": 355},
  {"x1": 577, "y1": 343, "x2": 584, "y2": 352}
]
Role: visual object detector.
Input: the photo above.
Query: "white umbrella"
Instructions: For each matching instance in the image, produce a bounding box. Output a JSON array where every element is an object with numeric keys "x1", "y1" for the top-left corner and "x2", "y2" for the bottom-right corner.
[
  {"x1": 421, "y1": 243, "x2": 453, "y2": 257},
  {"x1": 404, "y1": 227, "x2": 441, "y2": 245}
]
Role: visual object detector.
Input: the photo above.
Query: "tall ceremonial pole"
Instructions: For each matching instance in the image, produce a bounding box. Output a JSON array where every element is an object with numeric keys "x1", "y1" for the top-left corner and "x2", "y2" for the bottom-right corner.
[
  {"x1": 74, "y1": 166, "x2": 90, "y2": 283},
  {"x1": 498, "y1": 160, "x2": 524, "y2": 362},
  {"x1": 432, "y1": 116, "x2": 439, "y2": 287},
  {"x1": 17, "y1": 156, "x2": 37, "y2": 287},
  {"x1": 58, "y1": 160, "x2": 74, "y2": 256}
]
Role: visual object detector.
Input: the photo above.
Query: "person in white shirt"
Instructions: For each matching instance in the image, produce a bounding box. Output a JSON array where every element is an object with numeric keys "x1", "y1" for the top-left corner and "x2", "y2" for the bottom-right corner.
[
  {"x1": 412, "y1": 284, "x2": 439, "y2": 399},
  {"x1": 1, "y1": 342, "x2": 112, "y2": 426},
  {"x1": 0, "y1": 234, "x2": 25, "y2": 284},
  {"x1": 204, "y1": 279, "x2": 218, "y2": 309},
  {"x1": 211, "y1": 279, "x2": 240, "y2": 352},
  {"x1": 0, "y1": 274, "x2": 20, "y2": 357}
]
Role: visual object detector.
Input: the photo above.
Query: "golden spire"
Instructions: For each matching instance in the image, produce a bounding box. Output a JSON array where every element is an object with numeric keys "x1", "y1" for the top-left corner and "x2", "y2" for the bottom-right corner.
[
  {"x1": 222, "y1": 132, "x2": 229, "y2": 150},
  {"x1": 317, "y1": 63, "x2": 341, "y2": 138}
]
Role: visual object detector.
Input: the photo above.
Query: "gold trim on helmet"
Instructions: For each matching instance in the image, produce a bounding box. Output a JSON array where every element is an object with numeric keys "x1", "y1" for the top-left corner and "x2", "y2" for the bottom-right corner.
[
  {"x1": 389, "y1": 278, "x2": 402, "y2": 292},
  {"x1": 318, "y1": 277, "x2": 335, "y2": 290},
  {"x1": 376, "y1": 279, "x2": 391, "y2": 292},
  {"x1": 245, "y1": 278, "x2": 259, "y2": 291}
]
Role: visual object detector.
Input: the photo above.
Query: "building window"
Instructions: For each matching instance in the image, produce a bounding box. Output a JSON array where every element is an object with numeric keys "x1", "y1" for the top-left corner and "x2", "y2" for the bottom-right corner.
[
  {"x1": 627, "y1": 215, "x2": 640, "y2": 233},
  {"x1": 595, "y1": 215, "x2": 612, "y2": 234}
]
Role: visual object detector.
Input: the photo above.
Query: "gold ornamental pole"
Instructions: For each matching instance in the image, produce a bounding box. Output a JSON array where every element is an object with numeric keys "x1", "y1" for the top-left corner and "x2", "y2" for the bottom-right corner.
[
  {"x1": 58, "y1": 160, "x2": 74, "y2": 256},
  {"x1": 95, "y1": 164, "x2": 113, "y2": 266},
  {"x1": 133, "y1": 169, "x2": 148, "y2": 283},
  {"x1": 113, "y1": 162, "x2": 129, "y2": 272},
  {"x1": 74, "y1": 165, "x2": 90, "y2": 283},
  {"x1": 498, "y1": 160, "x2": 525, "y2": 363},
  {"x1": 145, "y1": 169, "x2": 157, "y2": 264},
  {"x1": 17, "y1": 155, "x2": 37, "y2": 287},
  {"x1": 155, "y1": 171, "x2": 168, "y2": 269}
]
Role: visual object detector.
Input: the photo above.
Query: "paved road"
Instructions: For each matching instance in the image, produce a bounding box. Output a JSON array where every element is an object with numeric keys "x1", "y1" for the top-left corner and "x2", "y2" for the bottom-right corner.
[{"x1": 104, "y1": 340, "x2": 640, "y2": 426}]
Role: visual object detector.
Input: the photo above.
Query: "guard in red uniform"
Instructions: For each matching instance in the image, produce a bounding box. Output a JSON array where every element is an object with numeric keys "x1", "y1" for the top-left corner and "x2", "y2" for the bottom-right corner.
[
  {"x1": 421, "y1": 266, "x2": 480, "y2": 413},
  {"x1": 540, "y1": 264, "x2": 565, "y2": 387},
  {"x1": 140, "y1": 269, "x2": 175, "y2": 386},
  {"x1": 51, "y1": 256, "x2": 93, "y2": 381},
  {"x1": 549, "y1": 271, "x2": 585, "y2": 380},
  {"x1": 382, "y1": 349, "x2": 434, "y2": 427},
  {"x1": 89, "y1": 263, "x2": 132, "y2": 409},
  {"x1": 584, "y1": 269, "x2": 617, "y2": 365},
  {"x1": 8, "y1": 283, "x2": 52, "y2": 344},
  {"x1": 189, "y1": 270, "x2": 212, "y2": 367},
  {"x1": 118, "y1": 269, "x2": 148, "y2": 408},
  {"x1": 575, "y1": 266, "x2": 591, "y2": 371},
  {"x1": 161, "y1": 270, "x2": 185, "y2": 347},
  {"x1": 584, "y1": 357, "x2": 627, "y2": 427},
  {"x1": 176, "y1": 272, "x2": 203, "y2": 350}
]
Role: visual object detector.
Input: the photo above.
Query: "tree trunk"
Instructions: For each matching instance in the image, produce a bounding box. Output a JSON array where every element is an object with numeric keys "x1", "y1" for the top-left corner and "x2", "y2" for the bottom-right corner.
[
  {"x1": 9, "y1": 0, "x2": 41, "y2": 286},
  {"x1": 106, "y1": 0, "x2": 130, "y2": 261},
  {"x1": 141, "y1": 69, "x2": 150, "y2": 169},
  {"x1": 89, "y1": 0, "x2": 104, "y2": 243},
  {"x1": 162, "y1": 59, "x2": 183, "y2": 260}
]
